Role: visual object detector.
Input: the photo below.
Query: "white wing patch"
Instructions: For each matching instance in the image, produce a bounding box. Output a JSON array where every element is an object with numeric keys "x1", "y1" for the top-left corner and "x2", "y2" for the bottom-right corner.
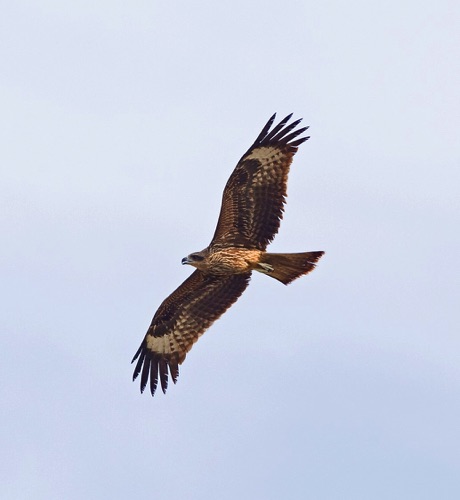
[
  {"x1": 244, "y1": 147, "x2": 285, "y2": 187},
  {"x1": 145, "y1": 316, "x2": 203, "y2": 361},
  {"x1": 245, "y1": 146, "x2": 280, "y2": 162}
]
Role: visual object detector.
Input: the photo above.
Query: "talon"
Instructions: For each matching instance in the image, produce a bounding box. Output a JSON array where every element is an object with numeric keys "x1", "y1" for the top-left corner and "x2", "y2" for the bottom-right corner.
[{"x1": 258, "y1": 263, "x2": 274, "y2": 273}]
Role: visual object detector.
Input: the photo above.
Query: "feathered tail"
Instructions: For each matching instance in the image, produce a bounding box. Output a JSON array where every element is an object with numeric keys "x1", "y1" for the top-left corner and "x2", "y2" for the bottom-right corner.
[{"x1": 257, "y1": 251, "x2": 324, "y2": 285}]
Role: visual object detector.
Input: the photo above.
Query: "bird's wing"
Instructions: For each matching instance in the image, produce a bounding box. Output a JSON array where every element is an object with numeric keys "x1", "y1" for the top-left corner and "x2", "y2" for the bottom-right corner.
[
  {"x1": 132, "y1": 270, "x2": 251, "y2": 396},
  {"x1": 210, "y1": 113, "x2": 309, "y2": 251}
]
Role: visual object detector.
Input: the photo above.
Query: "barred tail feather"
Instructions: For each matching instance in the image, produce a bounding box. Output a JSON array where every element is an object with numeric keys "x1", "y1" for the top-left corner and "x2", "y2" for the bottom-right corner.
[{"x1": 258, "y1": 251, "x2": 324, "y2": 285}]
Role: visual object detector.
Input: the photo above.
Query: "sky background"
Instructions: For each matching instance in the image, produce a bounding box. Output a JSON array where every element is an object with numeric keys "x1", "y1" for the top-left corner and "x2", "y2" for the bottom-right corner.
[{"x1": 1, "y1": 1, "x2": 459, "y2": 499}]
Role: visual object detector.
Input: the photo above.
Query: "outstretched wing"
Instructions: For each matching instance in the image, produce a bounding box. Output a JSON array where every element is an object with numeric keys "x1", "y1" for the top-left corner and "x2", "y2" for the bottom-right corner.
[
  {"x1": 132, "y1": 270, "x2": 251, "y2": 396},
  {"x1": 210, "y1": 113, "x2": 309, "y2": 251}
]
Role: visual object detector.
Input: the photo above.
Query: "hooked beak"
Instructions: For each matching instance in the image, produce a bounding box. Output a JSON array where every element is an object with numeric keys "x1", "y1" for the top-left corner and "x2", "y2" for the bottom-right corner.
[{"x1": 181, "y1": 256, "x2": 191, "y2": 265}]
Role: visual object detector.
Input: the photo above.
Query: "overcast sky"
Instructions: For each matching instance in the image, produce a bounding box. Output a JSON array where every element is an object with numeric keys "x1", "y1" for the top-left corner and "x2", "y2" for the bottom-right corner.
[{"x1": 1, "y1": 1, "x2": 459, "y2": 499}]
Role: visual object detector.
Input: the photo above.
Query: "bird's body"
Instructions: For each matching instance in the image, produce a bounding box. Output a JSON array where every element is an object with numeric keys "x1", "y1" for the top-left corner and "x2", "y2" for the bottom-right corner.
[
  {"x1": 132, "y1": 113, "x2": 324, "y2": 396},
  {"x1": 183, "y1": 246, "x2": 322, "y2": 283},
  {"x1": 183, "y1": 247, "x2": 263, "y2": 275}
]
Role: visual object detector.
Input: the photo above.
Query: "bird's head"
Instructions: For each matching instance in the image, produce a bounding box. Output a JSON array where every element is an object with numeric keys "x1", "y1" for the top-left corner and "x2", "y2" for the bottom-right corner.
[{"x1": 181, "y1": 251, "x2": 207, "y2": 269}]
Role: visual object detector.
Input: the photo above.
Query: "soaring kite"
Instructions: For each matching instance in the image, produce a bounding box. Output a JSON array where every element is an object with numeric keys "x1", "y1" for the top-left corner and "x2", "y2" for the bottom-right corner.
[{"x1": 132, "y1": 113, "x2": 324, "y2": 396}]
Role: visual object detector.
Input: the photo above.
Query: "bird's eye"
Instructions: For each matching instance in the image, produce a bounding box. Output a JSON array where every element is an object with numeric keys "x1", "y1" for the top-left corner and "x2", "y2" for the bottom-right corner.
[{"x1": 191, "y1": 254, "x2": 204, "y2": 261}]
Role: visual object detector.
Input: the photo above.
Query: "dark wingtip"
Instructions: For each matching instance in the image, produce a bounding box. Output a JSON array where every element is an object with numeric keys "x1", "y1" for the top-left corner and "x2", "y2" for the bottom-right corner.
[
  {"x1": 131, "y1": 344, "x2": 142, "y2": 364},
  {"x1": 169, "y1": 358, "x2": 180, "y2": 384},
  {"x1": 254, "y1": 113, "x2": 277, "y2": 144},
  {"x1": 132, "y1": 346, "x2": 145, "y2": 382},
  {"x1": 132, "y1": 343, "x2": 179, "y2": 397},
  {"x1": 253, "y1": 113, "x2": 309, "y2": 150},
  {"x1": 140, "y1": 356, "x2": 151, "y2": 393},
  {"x1": 290, "y1": 136, "x2": 310, "y2": 147},
  {"x1": 149, "y1": 358, "x2": 159, "y2": 396},
  {"x1": 159, "y1": 359, "x2": 169, "y2": 394}
]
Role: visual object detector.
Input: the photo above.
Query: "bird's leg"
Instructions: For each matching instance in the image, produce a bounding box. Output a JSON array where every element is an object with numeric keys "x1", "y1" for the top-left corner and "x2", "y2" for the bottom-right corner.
[{"x1": 257, "y1": 262, "x2": 274, "y2": 273}]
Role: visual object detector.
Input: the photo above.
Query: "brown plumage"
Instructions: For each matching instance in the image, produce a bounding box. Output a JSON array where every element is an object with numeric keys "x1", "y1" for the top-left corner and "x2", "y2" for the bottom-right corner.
[{"x1": 132, "y1": 113, "x2": 324, "y2": 396}]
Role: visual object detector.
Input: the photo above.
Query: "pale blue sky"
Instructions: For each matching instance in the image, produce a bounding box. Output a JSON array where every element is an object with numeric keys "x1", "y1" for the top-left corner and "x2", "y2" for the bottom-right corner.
[{"x1": 1, "y1": 1, "x2": 459, "y2": 499}]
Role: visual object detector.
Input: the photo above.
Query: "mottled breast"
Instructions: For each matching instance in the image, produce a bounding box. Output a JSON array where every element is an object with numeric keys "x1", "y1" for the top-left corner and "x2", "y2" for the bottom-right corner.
[{"x1": 207, "y1": 248, "x2": 262, "y2": 275}]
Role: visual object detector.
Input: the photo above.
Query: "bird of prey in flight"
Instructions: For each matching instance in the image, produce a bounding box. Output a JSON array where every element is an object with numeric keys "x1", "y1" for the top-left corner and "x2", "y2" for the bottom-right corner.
[{"x1": 132, "y1": 113, "x2": 324, "y2": 396}]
